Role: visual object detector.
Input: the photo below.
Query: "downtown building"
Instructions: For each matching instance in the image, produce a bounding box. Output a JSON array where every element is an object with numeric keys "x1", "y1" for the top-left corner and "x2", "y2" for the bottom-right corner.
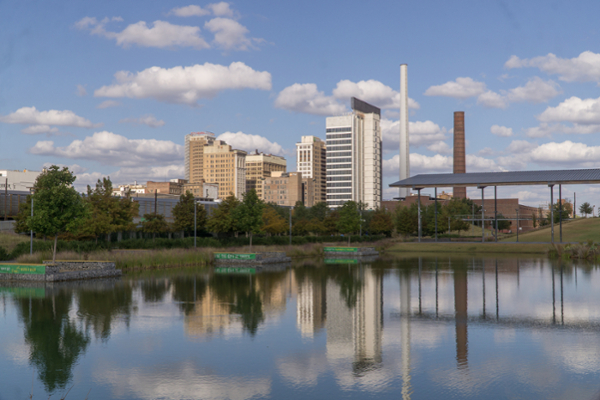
[
  {"x1": 325, "y1": 98, "x2": 382, "y2": 209},
  {"x1": 296, "y1": 136, "x2": 326, "y2": 206},
  {"x1": 245, "y1": 151, "x2": 287, "y2": 199}
]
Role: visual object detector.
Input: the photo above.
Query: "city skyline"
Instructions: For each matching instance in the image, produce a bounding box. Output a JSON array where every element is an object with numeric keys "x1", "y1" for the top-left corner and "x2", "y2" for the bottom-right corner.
[{"x1": 3, "y1": 1, "x2": 600, "y2": 207}]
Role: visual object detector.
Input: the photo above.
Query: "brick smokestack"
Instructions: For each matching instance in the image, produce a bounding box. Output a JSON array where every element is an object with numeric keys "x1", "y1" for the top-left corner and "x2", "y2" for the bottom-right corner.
[{"x1": 453, "y1": 111, "x2": 466, "y2": 199}]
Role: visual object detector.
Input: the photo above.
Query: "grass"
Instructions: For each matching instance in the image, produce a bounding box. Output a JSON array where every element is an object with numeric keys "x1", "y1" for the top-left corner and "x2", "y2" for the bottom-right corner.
[
  {"x1": 13, "y1": 240, "x2": 393, "y2": 270},
  {"x1": 501, "y1": 217, "x2": 600, "y2": 243},
  {"x1": 388, "y1": 242, "x2": 551, "y2": 255},
  {"x1": 0, "y1": 232, "x2": 34, "y2": 253}
]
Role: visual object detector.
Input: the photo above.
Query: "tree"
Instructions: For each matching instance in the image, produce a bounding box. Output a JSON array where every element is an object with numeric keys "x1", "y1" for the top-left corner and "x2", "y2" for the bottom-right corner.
[
  {"x1": 491, "y1": 213, "x2": 511, "y2": 230},
  {"x1": 309, "y1": 202, "x2": 329, "y2": 221},
  {"x1": 548, "y1": 201, "x2": 573, "y2": 223},
  {"x1": 13, "y1": 194, "x2": 31, "y2": 234},
  {"x1": 395, "y1": 204, "x2": 417, "y2": 236},
  {"x1": 262, "y1": 206, "x2": 287, "y2": 236},
  {"x1": 337, "y1": 201, "x2": 360, "y2": 245},
  {"x1": 234, "y1": 189, "x2": 264, "y2": 250},
  {"x1": 579, "y1": 202, "x2": 593, "y2": 218},
  {"x1": 140, "y1": 213, "x2": 169, "y2": 238},
  {"x1": 29, "y1": 166, "x2": 88, "y2": 263},
  {"x1": 80, "y1": 177, "x2": 138, "y2": 241},
  {"x1": 368, "y1": 207, "x2": 394, "y2": 236},
  {"x1": 172, "y1": 191, "x2": 207, "y2": 236},
  {"x1": 206, "y1": 193, "x2": 240, "y2": 236}
]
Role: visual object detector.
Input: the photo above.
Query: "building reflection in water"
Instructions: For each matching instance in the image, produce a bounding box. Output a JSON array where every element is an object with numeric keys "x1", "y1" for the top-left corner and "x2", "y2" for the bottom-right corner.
[{"x1": 400, "y1": 268, "x2": 412, "y2": 400}]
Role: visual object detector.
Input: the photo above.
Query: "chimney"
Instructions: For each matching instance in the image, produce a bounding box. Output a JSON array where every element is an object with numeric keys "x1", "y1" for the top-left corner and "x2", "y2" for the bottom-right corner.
[
  {"x1": 399, "y1": 64, "x2": 409, "y2": 198},
  {"x1": 453, "y1": 111, "x2": 466, "y2": 199}
]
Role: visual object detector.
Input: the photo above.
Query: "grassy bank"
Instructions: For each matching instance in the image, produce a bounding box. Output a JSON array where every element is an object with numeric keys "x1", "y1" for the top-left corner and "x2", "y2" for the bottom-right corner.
[
  {"x1": 13, "y1": 240, "x2": 392, "y2": 270},
  {"x1": 388, "y1": 242, "x2": 551, "y2": 255},
  {"x1": 502, "y1": 217, "x2": 600, "y2": 243},
  {"x1": 0, "y1": 232, "x2": 34, "y2": 253}
]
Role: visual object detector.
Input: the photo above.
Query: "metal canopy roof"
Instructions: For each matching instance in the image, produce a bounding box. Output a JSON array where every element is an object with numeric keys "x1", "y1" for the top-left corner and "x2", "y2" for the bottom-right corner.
[{"x1": 389, "y1": 168, "x2": 600, "y2": 188}]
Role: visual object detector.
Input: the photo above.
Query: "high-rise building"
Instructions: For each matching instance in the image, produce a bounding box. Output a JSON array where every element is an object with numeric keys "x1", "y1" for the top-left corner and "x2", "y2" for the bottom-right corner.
[
  {"x1": 296, "y1": 136, "x2": 326, "y2": 205},
  {"x1": 185, "y1": 132, "x2": 216, "y2": 183},
  {"x1": 325, "y1": 97, "x2": 382, "y2": 209},
  {"x1": 245, "y1": 151, "x2": 287, "y2": 198},
  {"x1": 203, "y1": 140, "x2": 247, "y2": 199},
  {"x1": 262, "y1": 171, "x2": 302, "y2": 207}
]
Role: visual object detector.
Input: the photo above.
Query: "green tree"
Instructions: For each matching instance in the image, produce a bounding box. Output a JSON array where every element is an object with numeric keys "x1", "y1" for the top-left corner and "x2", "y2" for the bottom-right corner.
[
  {"x1": 323, "y1": 210, "x2": 340, "y2": 235},
  {"x1": 262, "y1": 206, "x2": 287, "y2": 235},
  {"x1": 234, "y1": 189, "x2": 264, "y2": 250},
  {"x1": 13, "y1": 194, "x2": 31, "y2": 234},
  {"x1": 172, "y1": 191, "x2": 207, "y2": 236},
  {"x1": 140, "y1": 213, "x2": 169, "y2": 238},
  {"x1": 491, "y1": 213, "x2": 511, "y2": 230},
  {"x1": 579, "y1": 202, "x2": 593, "y2": 218},
  {"x1": 395, "y1": 204, "x2": 417, "y2": 236},
  {"x1": 309, "y1": 202, "x2": 329, "y2": 221},
  {"x1": 206, "y1": 193, "x2": 240, "y2": 236},
  {"x1": 337, "y1": 201, "x2": 360, "y2": 244},
  {"x1": 548, "y1": 201, "x2": 573, "y2": 223},
  {"x1": 29, "y1": 166, "x2": 88, "y2": 263},
  {"x1": 368, "y1": 207, "x2": 394, "y2": 236}
]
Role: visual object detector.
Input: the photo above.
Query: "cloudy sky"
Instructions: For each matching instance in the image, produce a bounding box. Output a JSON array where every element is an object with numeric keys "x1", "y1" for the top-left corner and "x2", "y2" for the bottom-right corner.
[{"x1": 3, "y1": 0, "x2": 600, "y2": 207}]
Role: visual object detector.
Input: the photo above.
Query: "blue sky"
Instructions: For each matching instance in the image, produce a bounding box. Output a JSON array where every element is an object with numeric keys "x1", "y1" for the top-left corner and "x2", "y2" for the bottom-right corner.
[{"x1": 3, "y1": 0, "x2": 600, "y2": 208}]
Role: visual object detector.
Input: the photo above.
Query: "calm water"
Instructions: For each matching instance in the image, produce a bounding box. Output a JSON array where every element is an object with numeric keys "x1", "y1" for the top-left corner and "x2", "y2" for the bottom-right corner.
[{"x1": 2, "y1": 255, "x2": 600, "y2": 399}]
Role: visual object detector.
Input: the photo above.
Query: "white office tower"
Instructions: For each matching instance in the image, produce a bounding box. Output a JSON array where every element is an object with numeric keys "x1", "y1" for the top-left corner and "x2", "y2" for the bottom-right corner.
[
  {"x1": 399, "y1": 64, "x2": 410, "y2": 198},
  {"x1": 326, "y1": 97, "x2": 382, "y2": 209}
]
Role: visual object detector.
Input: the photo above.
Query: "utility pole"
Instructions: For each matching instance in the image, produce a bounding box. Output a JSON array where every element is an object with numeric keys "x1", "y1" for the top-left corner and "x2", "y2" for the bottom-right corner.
[
  {"x1": 4, "y1": 178, "x2": 7, "y2": 221},
  {"x1": 515, "y1": 208, "x2": 519, "y2": 243}
]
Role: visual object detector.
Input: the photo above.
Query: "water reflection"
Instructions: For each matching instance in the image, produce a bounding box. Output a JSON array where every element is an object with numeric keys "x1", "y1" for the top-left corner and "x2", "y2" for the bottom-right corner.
[{"x1": 4, "y1": 256, "x2": 600, "y2": 398}]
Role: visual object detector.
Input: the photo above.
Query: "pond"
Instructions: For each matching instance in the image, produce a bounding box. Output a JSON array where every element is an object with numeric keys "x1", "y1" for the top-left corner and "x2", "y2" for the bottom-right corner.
[{"x1": 1, "y1": 255, "x2": 600, "y2": 399}]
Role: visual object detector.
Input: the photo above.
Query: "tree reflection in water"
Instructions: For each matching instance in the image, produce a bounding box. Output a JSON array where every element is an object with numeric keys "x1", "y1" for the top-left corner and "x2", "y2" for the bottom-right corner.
[{"x1": 14, "y1": 291, "x2": 89, "y2": 393}]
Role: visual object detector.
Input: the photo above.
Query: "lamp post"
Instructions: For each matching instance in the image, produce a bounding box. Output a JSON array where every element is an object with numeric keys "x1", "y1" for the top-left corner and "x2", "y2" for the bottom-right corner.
[
  {"x1": 515, "y1": 208, "x2": 519, "y2": 243},
  {"x1": 194, "y1": 198, "x2": 197, "y2": 248},
  {"x1": 289, "y1": 206, "x2": 293, "y2": 245},
  {"x1": 30, "y1": 188, "x2": 34, "y2": 255}
]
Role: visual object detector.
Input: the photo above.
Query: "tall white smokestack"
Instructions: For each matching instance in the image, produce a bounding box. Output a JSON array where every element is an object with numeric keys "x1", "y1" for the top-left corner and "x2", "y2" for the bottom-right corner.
[{"x1": 399, "y1": 64, "x2": 409, "y2": 198}]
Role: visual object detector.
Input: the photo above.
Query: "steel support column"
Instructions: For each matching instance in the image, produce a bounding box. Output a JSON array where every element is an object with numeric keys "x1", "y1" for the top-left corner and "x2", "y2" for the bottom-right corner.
[
  {"x1": 494, "y1": 186, "x2": 498, "y2": 242},
  {"x1": 479, "y1": 186, "x2": 486, "y2": 243},
  {"x1": 434, "y1": 187, "x2": 438, "y2": 242},
  {"x1": 417, "y1": 188, "x2": 422, "y2": 242},
  {"x1": 549, "y1": 184, "x2": 555, "y2": 244},
  {"x1": 559, "y1": 184, "x2": 562, "y2": 243}
]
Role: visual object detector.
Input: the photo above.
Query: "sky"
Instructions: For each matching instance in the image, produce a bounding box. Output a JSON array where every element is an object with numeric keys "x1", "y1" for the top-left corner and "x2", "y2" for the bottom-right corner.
[{"x1": 3, "y1": 0, "x2": 600, "y2": 209}]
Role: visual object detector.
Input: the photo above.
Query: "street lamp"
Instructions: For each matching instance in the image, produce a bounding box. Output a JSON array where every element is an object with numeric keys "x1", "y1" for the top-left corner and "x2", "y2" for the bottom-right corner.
[
  {"x1": 515, "y1": 208, "x2": 519, "y2": 243},
  {"x1": 29, "y1": 188, "x2": 34, "y2": 255}
]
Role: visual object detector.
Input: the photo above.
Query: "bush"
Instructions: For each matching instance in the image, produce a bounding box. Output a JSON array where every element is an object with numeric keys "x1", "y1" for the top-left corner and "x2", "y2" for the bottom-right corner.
[{"x1": 0, "y1": 246, "x2": 10, "y2": 261}]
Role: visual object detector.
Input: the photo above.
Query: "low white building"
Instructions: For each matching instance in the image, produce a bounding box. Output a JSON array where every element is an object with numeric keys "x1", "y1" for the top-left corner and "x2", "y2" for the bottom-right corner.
[
  {"x1": 112, "y1": 183, "x2": 147, "y2": 196},
  {"x1": 0, "y1": 169, "x2": 41, "y2": 192}
]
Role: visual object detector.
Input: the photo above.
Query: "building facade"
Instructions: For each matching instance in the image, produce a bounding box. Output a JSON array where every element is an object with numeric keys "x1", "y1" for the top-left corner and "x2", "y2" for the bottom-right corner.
[
  {"x1": 203, "y1": 140, "x2": 247, "y2": 199},
  {"x1": 0, "y1": 169, "x2": 41, "y2": 192},
  {"x1": 146, "y1": 179, "x2": 186, "y2": 196},
  {"x1": 183, "y1": 181, "x2": 219, "y2": 200},
  {"x1": 325, "y1": 97, "x2": 382, "y2": 209},
  {"x1": 296, "y1": 136, "x2": 326, "y2": 205},
  {"x1": 245, "y1": 151, "x2": 287, "y2": 198},
  {"x1": 262, "y1": 171, "x2": 302, "y2": 207},
  {"x1": 185, "y1": 132, "x2": 216, "y2": 183}
]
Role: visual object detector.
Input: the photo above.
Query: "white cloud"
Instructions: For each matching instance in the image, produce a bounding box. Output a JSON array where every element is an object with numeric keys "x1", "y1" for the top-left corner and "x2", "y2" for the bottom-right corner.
[
  {"x1": 216, "y1": 131, "x2": 285, "y2": 155},
  {"x1": 168, "y1": 5, "x2": 211, "y2": 17},
  {"x1": 274, "y1": 83, "x2": 346, "y2": 116},
  {"x1": 21, "y1": 125, "x2": 59, "y2": 135},
  {"x1": 526, "y1": 122, "x2": 600, "y2": 138},
  {"x1": 29, "y1": 131, "x2": 183, "y2": 168},
  {"x1": 77, "y1": 84, "x2": 87, "y2": 96},
  {"x1": 490, "y1": 125, "x2": 513, "y2": 137},
  {"x1": 381, "y1": 118, "x2": 448, "y2": 151},
  {"x1": 76, "y1": 17, "x2": 210, "y2": 49},
  {"x1": 506, "y1": 140, "x2": 537, "y2": 154},
  {"x1": 424, "y1": 77, "x2": 486, "y2": 99},
  {"x1": 204, "y1": 18, "x2": 259, "y2": 50},
  {"x1": 332, "y1": 80, "x2": 420, "y2": 110},
  {"x1": 505, "y1": 51, "x2": 600, "y2": 82},
  {"x1": 97, "y1": 100, "x2": 121, "y2": 109},
  {"x1": 538, "y1": 96, "x2": 600, "y2": 124},
  {"x1": 467, "y1": 154, "x2": 503, "y2": 172},
  {"x1": 477, "y1": 90, "x2": 508, "y2": 109},
  {"x1": 530, "y1": 140, "x2": 600, "y2": 167},
  {"x1": 94, "y1": 62, "x2": 272, "y2": 105},
  {"x1": 0, "y1": 106, "x2": 100, "y2": 129},
  {"x1": 427, "y1": 141, "x2": 452, "y2": 155},
  {"x1": 506, "y1": 77, "x2": 560, "y2": 103},
  {"x1": 42, "y1": 162, "x2": 88, "y2": 175},
  {"x1": 119, "y1": 115, "x2": 165, "y2": 128},
  {"x1": 168, "y1": 2, "x2": 236, "y2": 18},
  {"x1": 383, "y1": 154, "x2": 453, "y2": 176},
  {"x1": 208, "y1": 2, "x2": 236, "y2": 17}
]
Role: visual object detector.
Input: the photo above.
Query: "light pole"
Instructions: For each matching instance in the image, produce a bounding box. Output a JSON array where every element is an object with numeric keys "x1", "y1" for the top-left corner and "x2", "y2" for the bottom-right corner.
[
  {"x1": 515, "y1": 208, "x2": 519, "y2": 243},
  {"x1": 30, "y1": 188, "x2": 34, "y2": 255},
  {"x1": 289, "y1": 206, "x2": 293, "y2": 245},
  {"x1": 194, "y1": 198, "x2": 197, "y2": 248}
]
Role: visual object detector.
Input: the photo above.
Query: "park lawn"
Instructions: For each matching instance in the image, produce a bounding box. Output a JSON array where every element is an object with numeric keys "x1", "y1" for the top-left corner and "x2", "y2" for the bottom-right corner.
[
  {"x1": 502, "y1": 217, "x2": 600, "y2": 243},
  {"x1": 0, "y1": 232, "x2": 32, "y2": 253},
  {"x1": 388, "y1": 242, "x2": 550, "y2": 255}
]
